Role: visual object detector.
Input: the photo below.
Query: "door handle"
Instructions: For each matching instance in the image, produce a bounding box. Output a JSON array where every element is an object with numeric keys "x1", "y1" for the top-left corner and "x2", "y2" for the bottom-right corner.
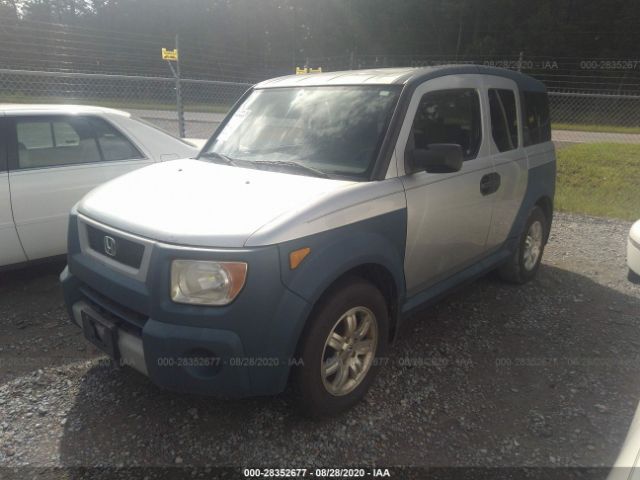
[{"x1": 480, "y1": 173, "x2": 501, "y2": 196}]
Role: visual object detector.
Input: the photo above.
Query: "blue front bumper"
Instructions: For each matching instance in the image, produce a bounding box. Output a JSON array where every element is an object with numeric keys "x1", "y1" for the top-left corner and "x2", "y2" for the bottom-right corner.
[{"x1": 61, "y1": 217, "x2": 311, "y2": 397}]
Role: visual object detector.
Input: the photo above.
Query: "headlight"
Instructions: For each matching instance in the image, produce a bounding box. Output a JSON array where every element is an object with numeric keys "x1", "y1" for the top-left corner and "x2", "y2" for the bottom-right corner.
[{"x1": 170, "y1": 260, "x2": 248, "y2": 305}]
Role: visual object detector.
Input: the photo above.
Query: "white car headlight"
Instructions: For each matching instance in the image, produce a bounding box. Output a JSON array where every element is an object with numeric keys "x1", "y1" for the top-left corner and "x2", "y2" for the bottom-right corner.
[{"x1": 170, "y1": 260, "x2": 248, "y2": 306}]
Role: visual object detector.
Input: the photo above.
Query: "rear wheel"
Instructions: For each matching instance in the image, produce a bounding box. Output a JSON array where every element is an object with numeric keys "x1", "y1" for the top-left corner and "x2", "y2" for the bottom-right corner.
[
  {"x1": 293, "y1": 277, "x2": 388, "y2": 417},
  {"x1": 629, "y1": 269, "x2": 640, "y2": 284},
  {"x1": 498, "y1": 206, "x2": 548, "y2": 284}
]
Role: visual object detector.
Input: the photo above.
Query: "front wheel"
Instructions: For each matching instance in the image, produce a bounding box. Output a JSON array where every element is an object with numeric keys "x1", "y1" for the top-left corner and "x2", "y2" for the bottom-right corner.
[
  {"x1": 498, "y1": 206, "x2": 548, "y2": 284},
  {"x1": 293, "y1": 278, "x2": 388, "y2": 417}
]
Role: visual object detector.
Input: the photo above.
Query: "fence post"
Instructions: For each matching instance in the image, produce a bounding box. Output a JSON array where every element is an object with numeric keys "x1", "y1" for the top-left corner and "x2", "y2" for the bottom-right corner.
[
  {"x1": 517, "y1": 51, "x2": 524, "y2": 72},
  {"x1": 175, "y1": 34, "x2": 185, "y2": 138}
]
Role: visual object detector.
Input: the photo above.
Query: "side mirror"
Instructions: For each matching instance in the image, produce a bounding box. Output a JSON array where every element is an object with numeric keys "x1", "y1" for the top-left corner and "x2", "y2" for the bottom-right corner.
[{"x1": 406, "y1": 143, "x2": 464, "y2": 174}]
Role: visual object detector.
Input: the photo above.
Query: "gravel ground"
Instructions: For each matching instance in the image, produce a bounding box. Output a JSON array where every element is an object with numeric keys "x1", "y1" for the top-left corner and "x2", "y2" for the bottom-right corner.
[{"x1": 0, "y1": 212, "x2": 639, "y2": 476}]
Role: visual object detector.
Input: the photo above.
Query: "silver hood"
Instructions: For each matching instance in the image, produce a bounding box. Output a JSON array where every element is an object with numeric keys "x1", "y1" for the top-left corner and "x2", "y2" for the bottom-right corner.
[{"x1": 77, "y1": 158, "x2": 355, "y2": 248}]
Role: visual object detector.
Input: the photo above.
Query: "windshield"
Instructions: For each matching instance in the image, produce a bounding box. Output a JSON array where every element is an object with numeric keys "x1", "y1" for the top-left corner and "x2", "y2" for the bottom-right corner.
[{"x1": 203, "y1": 86, "x2": 401, "y2": 179}]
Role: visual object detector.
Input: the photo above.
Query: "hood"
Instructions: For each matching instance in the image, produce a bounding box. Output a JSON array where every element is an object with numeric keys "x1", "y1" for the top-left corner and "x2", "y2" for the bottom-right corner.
[{"x1": 77, "y1": 159, "x2": 355, "y2": 248}]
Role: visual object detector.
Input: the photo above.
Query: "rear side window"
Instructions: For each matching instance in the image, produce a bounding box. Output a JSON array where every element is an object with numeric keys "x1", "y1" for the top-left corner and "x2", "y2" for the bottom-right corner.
[
  {"x1": 16, "y1": 117, "x2": 101, "y2": 169},
  {"x1": 488, "y1": 89, "x2": 518, "y2": 152},
  {"x1": 89, "y1": 117, "x2": 143, "y2": 161},
  {"x1": 410, "y1": 89, "x2": 482, "y2": 161},
  {"x1": 522, "y1": 92, "x2": 551, "y2": 146}
]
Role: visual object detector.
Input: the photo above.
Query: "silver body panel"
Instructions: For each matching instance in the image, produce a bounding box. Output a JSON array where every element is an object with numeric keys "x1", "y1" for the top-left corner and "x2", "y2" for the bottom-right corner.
[
  {"x1": 255, "y1": 68, "x2": 418, "y2": 88},
  {"x1": 77, "y1": 158, "x2": 408, "y2": 249},
  {"x1": 482, "y1": 75, "x2": 529, "y2": 250},
  {"x1": 396, "y1": 75, "x2": 495, "y2": 295},
  {"x1": 246, "y1": 177, "x2": 406, "y2": 247},
  {"x1": 77, "y1": 158, "x2": 360, "y2": 248}
]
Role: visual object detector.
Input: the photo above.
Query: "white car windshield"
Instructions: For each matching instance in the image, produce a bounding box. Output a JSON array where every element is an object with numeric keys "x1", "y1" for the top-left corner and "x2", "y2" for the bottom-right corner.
[{"x1": 203, "y1": 85, "x2": 401, "y2": 179}]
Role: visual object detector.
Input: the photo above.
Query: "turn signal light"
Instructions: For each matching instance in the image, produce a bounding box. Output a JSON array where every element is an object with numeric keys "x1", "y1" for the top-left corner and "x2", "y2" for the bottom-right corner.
[{"x1": 289, "y1": 247, "x2": 311, "y2": 270}]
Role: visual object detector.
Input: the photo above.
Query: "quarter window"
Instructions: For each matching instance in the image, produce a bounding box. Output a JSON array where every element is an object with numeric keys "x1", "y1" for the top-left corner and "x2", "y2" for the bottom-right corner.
[
  {"x1": 489, "y1": 89, "x2": 518, "y2": 152},
  {"x1": 89, "y1": 117, "x2": 143, "y2": 161},
  {"x1": 409, "y1": 89, "x2": 482, "y2": 161},
  {"x1": 523, "y1": 91, "x2": 551, "y2": 146},
  {"x1": 16, "y1": 117, "x2": 101, "y2": 169}
]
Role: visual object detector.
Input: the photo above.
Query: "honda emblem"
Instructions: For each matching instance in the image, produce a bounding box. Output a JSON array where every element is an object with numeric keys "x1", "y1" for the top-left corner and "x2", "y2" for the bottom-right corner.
[{"x1": 103, "y1": 236, "x2": 117, "y2": 257}]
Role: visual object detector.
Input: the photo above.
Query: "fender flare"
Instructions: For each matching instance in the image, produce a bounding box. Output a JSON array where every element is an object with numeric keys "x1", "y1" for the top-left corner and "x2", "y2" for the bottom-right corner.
[{"x1": 280, "y1": 229, "x2": 406, "y2": 308}]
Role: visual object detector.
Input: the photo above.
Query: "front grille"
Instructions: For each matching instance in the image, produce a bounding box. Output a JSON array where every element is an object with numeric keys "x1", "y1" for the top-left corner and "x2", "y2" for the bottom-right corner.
[
  {"x1": 86, "y1": 224, "x2": 145, "y2": 269},
  {"x1": 80, "y1": 284, "x2": 147, "y2": 335}
]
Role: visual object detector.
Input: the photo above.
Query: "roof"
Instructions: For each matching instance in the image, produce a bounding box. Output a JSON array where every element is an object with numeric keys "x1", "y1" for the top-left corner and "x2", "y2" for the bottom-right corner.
[
  {"x1": 255, "y1": 65, "x2": 546, "y2": 92},
  {"x1": 0, "y1": 104, "x2": 131, "y2": 117}
]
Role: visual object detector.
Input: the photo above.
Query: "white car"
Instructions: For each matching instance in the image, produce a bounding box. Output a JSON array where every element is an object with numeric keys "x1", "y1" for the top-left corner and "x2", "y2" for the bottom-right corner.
[
  {"x1": 0, "y1": 104, "x2": 198, "y2": 269},
  {"x1": 629, "y1": 220, "x2": 640, "y2": 282}
]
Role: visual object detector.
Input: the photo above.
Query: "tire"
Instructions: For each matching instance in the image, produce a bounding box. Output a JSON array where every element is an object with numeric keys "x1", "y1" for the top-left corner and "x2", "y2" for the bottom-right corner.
[
  {"x1": 629, "y1": 269, "x2": 640, "y2": 284},
  {"x1": 498, "y1": 206, "x2": 548, "y2": 284},
  {"x1": 293, "y1": 277, "x2": 389, "y2": 417}
]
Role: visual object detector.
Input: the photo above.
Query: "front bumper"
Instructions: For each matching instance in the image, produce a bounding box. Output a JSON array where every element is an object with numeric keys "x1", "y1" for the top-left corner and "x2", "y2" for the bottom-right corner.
[
  {"x1": 71, "y1": 301, "x2": 148, "y2": 376},
  {"x1": 61, "y1": 216, "x2": 311, "y2": 397},
  {"x1": 62, "y1": 265, "x2": 310, "y2": 397},
  {"x1": 66, "y1": 292, "x2": 254, "y2": 397}
]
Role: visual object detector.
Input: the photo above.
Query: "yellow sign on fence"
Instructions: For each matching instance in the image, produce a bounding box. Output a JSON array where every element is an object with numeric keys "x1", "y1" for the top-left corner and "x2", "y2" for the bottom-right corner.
[
  {"x1": 296, "y1": 67, "x2": 323, "y2": 75},
  {"x1": 162, "y1": 48, "x2": 179, "y2": 61}
]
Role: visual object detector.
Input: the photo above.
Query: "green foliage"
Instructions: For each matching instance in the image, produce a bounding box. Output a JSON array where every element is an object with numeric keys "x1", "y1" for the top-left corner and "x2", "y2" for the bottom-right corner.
[{"x1": 9, "y1": 0, "x2": 640, "y2": 60}]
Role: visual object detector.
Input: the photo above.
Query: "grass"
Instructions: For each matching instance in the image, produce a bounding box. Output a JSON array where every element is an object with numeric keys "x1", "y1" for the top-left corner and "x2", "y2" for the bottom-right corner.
[
  {"x1": 552, "y1": 123, "x2": 640, "y2": 135},
  {"x1": 556, "y1": 143, "x2": 640, "y2": 221}
]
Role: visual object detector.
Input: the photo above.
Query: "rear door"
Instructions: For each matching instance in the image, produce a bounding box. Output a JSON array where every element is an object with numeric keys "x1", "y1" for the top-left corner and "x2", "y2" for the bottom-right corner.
[
  {"x1": 482, "y1": 76, "x2": 528, "y2": 249},
  {"x1": 0, "y1": 117, "x2": 27, "y2": 266},
  {"x1": 7, "y1": 114, "x2": 153, "y2": 260}
]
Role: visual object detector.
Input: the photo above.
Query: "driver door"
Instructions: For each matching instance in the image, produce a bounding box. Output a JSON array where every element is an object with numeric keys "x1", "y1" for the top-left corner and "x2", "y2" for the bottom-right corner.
[{"x1": 396, "y1": 75, "x2": 496, "y2": 297}]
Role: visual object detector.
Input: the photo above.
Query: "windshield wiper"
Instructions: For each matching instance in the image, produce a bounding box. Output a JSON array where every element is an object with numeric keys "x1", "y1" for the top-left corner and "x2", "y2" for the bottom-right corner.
[
  {"x1": 199, "y1": 151, "x2": 241, "y2": 167},
  {"x1": 253, "y1": 160, "x2": 330, "y2": 179}
]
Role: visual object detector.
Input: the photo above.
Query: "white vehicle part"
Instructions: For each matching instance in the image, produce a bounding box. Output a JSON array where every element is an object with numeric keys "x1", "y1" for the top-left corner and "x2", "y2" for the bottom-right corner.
[
  {"x1": 0, "y1": 171, "x2": 27, "y2": 265},
  {"x1": 10, "y1": 158, "x2": 153, "y2": 260},
  {"x1": 628, "y1": 221, "x2": 640, "y2": 276}
]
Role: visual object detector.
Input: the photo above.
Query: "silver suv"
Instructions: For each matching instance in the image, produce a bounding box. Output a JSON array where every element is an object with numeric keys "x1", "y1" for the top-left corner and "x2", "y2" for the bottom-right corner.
[{"x1": 61, "y1": 66, "x2": 555, "y2": 416}]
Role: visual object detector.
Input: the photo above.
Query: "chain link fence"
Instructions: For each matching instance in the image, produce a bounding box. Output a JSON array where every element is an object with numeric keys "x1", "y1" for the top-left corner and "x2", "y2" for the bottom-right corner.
[
  {"x1": 0, "y1": 68, "x2": 251, "y2": 139},
  {"x1": 1, "y1": 67, "x2": 639, "y2": 145},
  {"x1": 549, "y1": 91, "x2": 640, "y2": 144},
  {"x1": 309, "y1": 53, "x2": 640, "y2": 146}
]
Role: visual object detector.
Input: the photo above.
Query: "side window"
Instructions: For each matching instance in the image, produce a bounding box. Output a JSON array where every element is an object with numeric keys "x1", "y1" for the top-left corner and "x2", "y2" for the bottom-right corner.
[
  {"x1": 409, "y1": 88, "x2": 482, "y2": 161},
  {"x1": 523, "y1": 91, "x2": 551, "y2": 146},
  {"x1": 15, "y1": 117, "x2": 101, "y2": 169},
  {"x1": 488, "y1": 89, "x2": 518, "y2": 152},
  {"x1": 89, "y1": 117, "x2": 143, "y2": 161}
]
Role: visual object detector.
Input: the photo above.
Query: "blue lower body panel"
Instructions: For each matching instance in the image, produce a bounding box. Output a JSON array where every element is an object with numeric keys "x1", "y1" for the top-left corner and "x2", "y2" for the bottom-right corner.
[
  {"x1": 61, "y1": 258, "x2": 310, "y2": 397},
  {"x1": 143, "y1": 318, "x2": 251, "y2": 397}
]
